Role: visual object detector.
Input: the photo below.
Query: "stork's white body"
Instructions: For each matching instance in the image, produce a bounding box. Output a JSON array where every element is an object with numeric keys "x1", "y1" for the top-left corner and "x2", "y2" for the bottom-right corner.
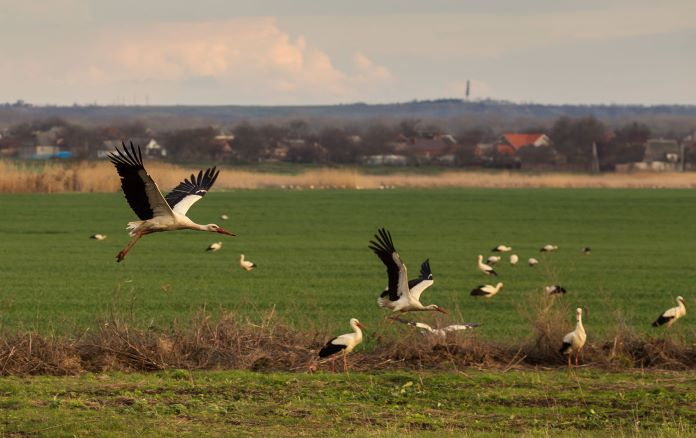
[
  {"x1": 541, "y1": 244, "x2": 558, "y2": 252},
  {"x1": 560, "y1": 308, "x2": 586, "y2": 367},
  {"x1": 240, "y1": 254, "x2": 256, "y2": 271},
  {"x1": 477, "y1": 255, "x2": 497, "y2": 276},
  {"x1": 509, "y1": 254, "x2": 519, "y2": 265},
  {"x1": 471, "y1": 282, "x2": 504, "y2": 298},
  {"x1": 492, "y1": 244, "x2": 512, "y2": 252},
  {"x1": 90, "y1": 234, "x2": 107, "y2": 241},
  {"x1": 528, "y1": 258, "x2": 539, "y2": 267},
  {"x1": 653, "y1": 296, "x2": 686, "y2": 327},
  {"x1": 487, "y1": 255, "x2": 501, "y2": 265}
]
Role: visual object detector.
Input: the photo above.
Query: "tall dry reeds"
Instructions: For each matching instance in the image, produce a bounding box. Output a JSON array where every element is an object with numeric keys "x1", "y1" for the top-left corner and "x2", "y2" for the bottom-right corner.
[{"x1": 5, "y1": 160, "x2": 696, "y2": 193}]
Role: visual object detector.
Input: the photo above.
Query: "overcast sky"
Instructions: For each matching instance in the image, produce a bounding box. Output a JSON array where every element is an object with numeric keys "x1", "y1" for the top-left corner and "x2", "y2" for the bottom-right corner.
[{"x1": 1, "y1": 0, "x2": 694, "y2": 106}]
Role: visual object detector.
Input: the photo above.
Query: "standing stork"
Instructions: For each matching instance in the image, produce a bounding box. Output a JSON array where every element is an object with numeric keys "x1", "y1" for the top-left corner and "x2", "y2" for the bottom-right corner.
[
  {"x1": 545, "y1": 285, "x2": 567, "y2": 295},
  {"x1": 370, "y1": 228, "x2": 447, "y2": 316},
  {"x1": 528, "y1": 257, "x2": 539, "y2": 267},
  {"x1": 90, "y1": 234, "x2": 107, "y2": 241},
  {"x1": 239, "y1": 254, "x2": 257, "y2": 271},
  {"x1": 540, "y1": 244, "x2": 558, "y2": 252},
  {"x1": 394, "y1": 317, "x2": 481, "y2": 339},
  {"x1": 560, "y1": 307, "x2": 587, "y2": 368},
  {"x1": 492, "y1": 244, "x2": 512, "y2": 252},
  {"x1": 477, "y1": 255, "x2": 497, "y2": 276},
  {"x1": 652, "y1": 296, "x2": 686, "y2": 327},
  {"x1": 509, "y1": 254, "x2": 519, "y2": 265},
  {"x1": 206, "y1": 241, "x2": 222, "y2": 252},
  {"x1": 318, "y1": 318, "x2": 366, "y2": 372},
  {"x1": 109, "y1": 142, "x2": 234, "y2": 262},
  {"x1": 486, "y1": 255, "x2": 501, "y2": 265},
  {"x1": 470, "y1": 282, "x2": 504, "y2": 298}
]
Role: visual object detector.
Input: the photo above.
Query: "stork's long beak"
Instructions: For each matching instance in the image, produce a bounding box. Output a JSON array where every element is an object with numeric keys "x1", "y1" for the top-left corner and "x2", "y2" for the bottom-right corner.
[
  {"x1": 357, "y1": 322, "x2": 367, "y2": 329},
  {"x1": 437, "y1": 308, "x2": 449, "y2": 315},
  {"x1": 217, "y1": 228, "x2": 236, "y2": 236}
]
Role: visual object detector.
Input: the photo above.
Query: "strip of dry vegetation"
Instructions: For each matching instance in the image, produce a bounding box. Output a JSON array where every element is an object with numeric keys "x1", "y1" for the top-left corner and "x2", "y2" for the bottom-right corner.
[
  {"x1": 0, "y1": 301, "x2": 694, "y2": 376},
  {"x1": 4, "y1": 160, "x2": 696, "y2": 192}
]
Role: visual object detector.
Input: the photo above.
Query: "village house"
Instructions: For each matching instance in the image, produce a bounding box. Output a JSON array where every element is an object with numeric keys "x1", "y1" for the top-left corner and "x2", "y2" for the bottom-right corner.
[
  {"x1": 494, "y1": 133, "x2": 551, "y2": 156},
  {"x1": 97, "y1": 138, "x2": 166, "y2": 159}
]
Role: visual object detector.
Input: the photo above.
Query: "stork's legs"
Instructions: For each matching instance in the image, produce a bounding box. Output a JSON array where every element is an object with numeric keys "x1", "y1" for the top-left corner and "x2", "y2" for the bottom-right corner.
[
  {"x1": 342, "y1": 352, "x2": 348, "y2": 373},
  {"x1": 567, "y1": 354, "x2": 572, "y2": 368},
  {"x1": 117, "y1": 231, "x2": 143, "y2": 263}
]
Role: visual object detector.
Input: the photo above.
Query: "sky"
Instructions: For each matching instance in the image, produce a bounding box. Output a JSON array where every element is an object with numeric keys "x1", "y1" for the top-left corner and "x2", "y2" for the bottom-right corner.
[{"x1": 0, "y1": 0, "x2": 695, "y2": 106}]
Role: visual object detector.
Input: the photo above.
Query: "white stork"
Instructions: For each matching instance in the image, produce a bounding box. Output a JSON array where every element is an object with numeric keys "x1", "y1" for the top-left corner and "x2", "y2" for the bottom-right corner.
[
  {"x1": 394, "y1": 317, "x2": 481, "y2": 339},
  {"x1": 582, "y1": 247, "x2": 591, "y2": 254},
  {"x1": 545, "y1": 285, "x2": 567, "y2": 295},
  {"x1": 220, "y1": 214, "x2": 229, "y2": 220},
  {"x1": 206, "y1": 241, "x2": 222, "y2": 252},
  {"x1": 90, "y1": 234, "x2": 107, "y2": 241},
  {"x1": 477, "y1": 255, "x2": 497, "y2": 276},
  {"x1": 528, "y1": 257, "x2": 539, "y2": 267},
  {"x1": 652, "y1": 296, "x2": 686, "y2": 328},
  {"x1": 239, "y1": 254, "x2": 256, "y2": 271},
  {"x1": 108, "y1": 142, "x2": 234, "y2": 262},
  {"x1": 540, "y1": 244, "x2": 558, "y2": 252},
  {"x1": 318, "y1": 318, "x2": 366, "y2": 371},
  {"x1": 509, "y1": 254, "x2": 519, "y2": 265},
  {"x1": 560, "y1": 307, "x2": 587, "y2": 368},
  {"x1": 370, "y1": 229, "x2": 447, "y2": 317},
  {"x1": 492, "y1": 244, "x2": 512, "y2": 252},
  {"x1": 470, "y1": 282, "x2": 504, "y2": 298},
  {"x1": 486, "y1": 255, "x2": 501, "y2": 265}
]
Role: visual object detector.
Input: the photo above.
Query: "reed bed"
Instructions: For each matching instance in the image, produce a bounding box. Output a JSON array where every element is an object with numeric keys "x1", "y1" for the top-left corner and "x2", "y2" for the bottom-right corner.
[{"x1": 4, "y1": 160, "x2": 696, "y2": 192}]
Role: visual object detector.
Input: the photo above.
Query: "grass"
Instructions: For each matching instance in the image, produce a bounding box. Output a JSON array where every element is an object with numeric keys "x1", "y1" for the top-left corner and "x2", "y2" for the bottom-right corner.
[
  {"x1": 0, "y1": 369, "x2": 694, "y2": 436},
  {"x1": 0, "y1": 188, "x2": 695, "y2": 343}
]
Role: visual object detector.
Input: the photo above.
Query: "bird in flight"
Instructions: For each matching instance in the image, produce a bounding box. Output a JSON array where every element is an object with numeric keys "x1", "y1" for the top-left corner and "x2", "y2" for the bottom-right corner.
[
  {"x1": 370, "y1": 228, "x2": 447, "y2": 317},
  {"x1": 109, "y1": 142, "x2": 234, "y2": 262}
]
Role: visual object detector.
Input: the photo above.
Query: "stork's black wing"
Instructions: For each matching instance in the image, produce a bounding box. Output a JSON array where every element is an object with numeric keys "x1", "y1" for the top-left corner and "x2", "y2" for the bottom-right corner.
[
  {"x1": 369, "y1": 228, "x2": 408, "y2": 302},
  {"x1": 164, "y1": 167, "x2": 220, "y2": 215},
  {"x1": 108, "y1": 142, "x2": 173, "y2": 220}
]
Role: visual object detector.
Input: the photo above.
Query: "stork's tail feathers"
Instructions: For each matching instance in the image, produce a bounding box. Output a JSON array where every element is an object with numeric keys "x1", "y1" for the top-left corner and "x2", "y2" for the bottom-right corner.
[
  {"x1": 126, "y1": 221, "x2": 144, "y2": 237},
  {"x1": 559, "y1": 342, "x2": 572, "y2": 355}
]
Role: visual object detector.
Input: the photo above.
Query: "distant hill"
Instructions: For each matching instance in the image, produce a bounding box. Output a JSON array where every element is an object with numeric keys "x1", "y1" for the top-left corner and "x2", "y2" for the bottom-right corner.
[{"x1": 2, "y1": 99, "x2": 696, "y2": 131}]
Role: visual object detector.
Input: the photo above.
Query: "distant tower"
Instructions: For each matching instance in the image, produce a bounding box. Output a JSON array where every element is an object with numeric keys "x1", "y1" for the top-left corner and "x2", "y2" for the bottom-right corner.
[{"x1": 465, "y1": 80, "x2": 471, "y2": 99}]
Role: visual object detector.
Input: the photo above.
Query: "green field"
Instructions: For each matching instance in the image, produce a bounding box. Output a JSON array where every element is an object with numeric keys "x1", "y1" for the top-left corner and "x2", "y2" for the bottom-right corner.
[
  {"x1": 1, "y1": 369, "x2": 694, "y2": 436},
  {"x1": 1, "y1": 189, "x2": 695, "y2": 340}
]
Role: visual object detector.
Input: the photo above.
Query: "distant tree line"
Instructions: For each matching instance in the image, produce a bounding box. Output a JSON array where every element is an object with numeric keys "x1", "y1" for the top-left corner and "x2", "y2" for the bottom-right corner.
[{"x1": 1, "y1": 114, "x2": 694, "y2": 170}]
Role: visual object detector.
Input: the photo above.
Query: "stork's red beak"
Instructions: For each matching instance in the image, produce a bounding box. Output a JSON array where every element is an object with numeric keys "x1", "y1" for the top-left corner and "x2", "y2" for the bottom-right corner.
[
  {"x1": 437, "y1": 308, "x2": 449, "y2": 315},
  {"x1": 217, "y1": 228, "x2": 235, "y2": 236},
  {"x1": 357, "y1": 322, "x2": 367, "y2": 330}
]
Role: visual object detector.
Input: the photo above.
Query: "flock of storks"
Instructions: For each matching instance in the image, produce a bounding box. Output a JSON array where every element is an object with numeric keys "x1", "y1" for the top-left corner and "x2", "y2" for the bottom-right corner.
[{"x1": 98, "y1": 142, "x2": 687, "y2": 371}]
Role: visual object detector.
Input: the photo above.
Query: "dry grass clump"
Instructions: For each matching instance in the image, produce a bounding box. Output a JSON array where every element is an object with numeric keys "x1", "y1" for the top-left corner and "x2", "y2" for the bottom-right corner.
[
  {"x1": 0, "y1": 305, "x2": 694, "y2": 376},
  {"x1": 4, "y1": 160, "x2": 696, "y2": 192}
]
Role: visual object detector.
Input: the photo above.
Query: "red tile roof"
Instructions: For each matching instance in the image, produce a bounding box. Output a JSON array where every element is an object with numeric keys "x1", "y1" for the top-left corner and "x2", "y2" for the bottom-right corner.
[{"x1": 501, "y1": 133, "x2": 546, "y2": 151}]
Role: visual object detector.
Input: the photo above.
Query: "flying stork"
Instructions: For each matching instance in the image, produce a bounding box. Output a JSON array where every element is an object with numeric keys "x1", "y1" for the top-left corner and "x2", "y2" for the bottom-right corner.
[
  {"x1": 370, "y1": 228, "x2": 447, "y2": 317},
  {"x1": 318, "y1": 318, "x2": 366, "y2": 372},
  {"x1": 206, "y1": 241, "x2": 222, "y2": 252},
  {"x1": 470, "y1": 282, "x2": 504, "y2": 298},
  {"x1": 90, "y1": 234, "x2": 107, "y2": 241},
  {"x1": 492, "y1": 244, "x2": 512, "y2": 252},
  {"x1": 394, "y1": 317, "x2": 481, "y2": 339},
  {"x1": 560, "y1": 307, "x2": 587, "y2": 368},
  {"x1": 108, "y1": 142, "x2": 234, "y2": 262},
  {"x1": 652, "y1": 296, "x2": 686, "y2": 328},
  {"x1": 477, "y1": 255, "x2": 497, "y2": 276},
  {"x1": 239, "y1": 254, "x2": 257, "y2": 271}
]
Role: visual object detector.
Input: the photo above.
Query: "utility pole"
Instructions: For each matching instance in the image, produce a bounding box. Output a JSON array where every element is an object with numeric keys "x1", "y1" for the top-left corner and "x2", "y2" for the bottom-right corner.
[{"x1": 591, "y1": 141, "x2": 600, "y2": 173}]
